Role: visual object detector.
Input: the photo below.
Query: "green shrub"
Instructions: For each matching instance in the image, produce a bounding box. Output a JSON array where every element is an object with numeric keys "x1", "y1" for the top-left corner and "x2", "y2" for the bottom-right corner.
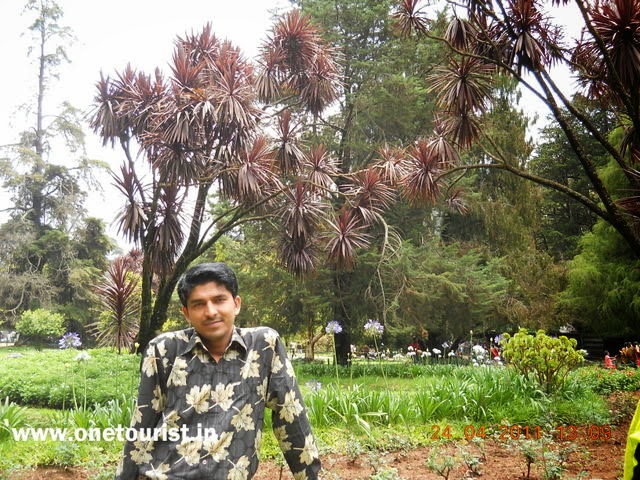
[
  {"x1": 0, "y1": 397, "x2": 29, "y2": 440},
  {"x1": 500, "y1": 329, "x2": 585, "y2": 394},
  {"x1": 15, "y1": 309, "x2": 65, "y2": 348},
  {"x1": 568, "y1": 365, "x2": 640, "y2": 395}
]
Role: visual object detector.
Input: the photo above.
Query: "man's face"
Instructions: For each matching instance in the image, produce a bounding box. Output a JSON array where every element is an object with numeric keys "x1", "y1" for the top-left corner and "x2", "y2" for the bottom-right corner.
[{"x1": 181, "y1": 281, "x2": 241, "y2": 353}]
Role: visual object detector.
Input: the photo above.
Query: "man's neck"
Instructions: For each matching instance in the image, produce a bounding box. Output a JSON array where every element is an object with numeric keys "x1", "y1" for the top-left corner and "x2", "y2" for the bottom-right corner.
[{"x1": 203, "y1": 335, "x2": 232, "y2": 362}]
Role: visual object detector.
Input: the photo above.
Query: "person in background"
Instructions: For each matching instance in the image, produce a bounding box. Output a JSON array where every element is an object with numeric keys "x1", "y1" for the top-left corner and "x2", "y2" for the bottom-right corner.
[
  {"x1": 604, "y1": 350, "x2": 617, "y2": 369},
  {"x1": 116, "y1": 262, "x2": 320, "y2": 479}
]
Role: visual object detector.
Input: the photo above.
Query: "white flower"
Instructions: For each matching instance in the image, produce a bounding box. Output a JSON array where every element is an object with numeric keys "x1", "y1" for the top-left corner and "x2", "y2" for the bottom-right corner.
[
  {"x1": 74, "y1": 351, "x2": 91, "y2": 362},
  {"x1": 431, "y1": 348, "x2": 441, "y2": 355}
]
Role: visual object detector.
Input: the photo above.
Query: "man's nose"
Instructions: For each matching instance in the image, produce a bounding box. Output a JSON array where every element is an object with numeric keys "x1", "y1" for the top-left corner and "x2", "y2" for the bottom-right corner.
[{"x1": 205, "y1": 301, "x2": 217, "y2": 315}]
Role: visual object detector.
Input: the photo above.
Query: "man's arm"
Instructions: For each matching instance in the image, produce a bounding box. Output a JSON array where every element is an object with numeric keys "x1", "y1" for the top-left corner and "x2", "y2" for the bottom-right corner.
[
  {"x1": 267, "y1": 333, "x2": 321, "y2": 480},
  {"x1": 115, "y1": 341, "x2": 166, "y2": 480}
]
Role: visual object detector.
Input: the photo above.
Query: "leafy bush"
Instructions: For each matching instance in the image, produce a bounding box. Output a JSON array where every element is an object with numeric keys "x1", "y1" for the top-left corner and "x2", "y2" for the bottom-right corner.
[
  {"x1": 568, "y1": 365, "x2": 640, "y2": 395},
  {"x1": 15, "y1": 309, "x2": 65, "y2": 348},
  {"x1": 500, "y1": 329, "x2": 585, "y2": 394}
]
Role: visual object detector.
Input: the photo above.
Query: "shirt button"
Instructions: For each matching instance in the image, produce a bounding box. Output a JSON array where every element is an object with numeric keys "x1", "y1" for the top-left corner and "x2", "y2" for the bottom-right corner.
[{"x1": 202, "y1": 460, "x2": 207, "y2": 465}]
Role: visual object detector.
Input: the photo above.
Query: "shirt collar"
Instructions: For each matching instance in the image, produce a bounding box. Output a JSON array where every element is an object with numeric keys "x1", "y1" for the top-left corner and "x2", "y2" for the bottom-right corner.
[{"x1": 178, "y1": 327, "x2": 247, "y2": 358}]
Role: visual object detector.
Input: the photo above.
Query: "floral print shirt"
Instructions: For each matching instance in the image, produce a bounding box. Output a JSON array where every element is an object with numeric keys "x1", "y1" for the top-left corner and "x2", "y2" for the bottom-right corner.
[{"x1": 115, "y1": 326, "x2": 320, "y2": 480}]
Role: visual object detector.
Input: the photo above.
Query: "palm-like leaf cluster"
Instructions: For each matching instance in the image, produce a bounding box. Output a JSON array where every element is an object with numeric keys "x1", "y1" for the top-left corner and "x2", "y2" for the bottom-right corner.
[
  {"x1": 92, "y1": 257, "x2": 140, "y2": 354},
  {"x1": 393, "y1": 0, "x2": 640, "y2": 249},
  {"x1": 90, "y1": 11, "x2": 344, "y2": 282},
  {"x1": 257, "y1": 10, "x2": 341, "y2": 115}
]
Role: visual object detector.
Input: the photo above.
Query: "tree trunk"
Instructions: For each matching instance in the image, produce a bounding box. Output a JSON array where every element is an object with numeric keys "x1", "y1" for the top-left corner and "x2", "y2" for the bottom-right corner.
[
  {"x1": 305, "y1": 330, "x2": 325, "y2": 361},
  {"x1": 137, "y1": 249, "x2": 155, "y2": 352}
]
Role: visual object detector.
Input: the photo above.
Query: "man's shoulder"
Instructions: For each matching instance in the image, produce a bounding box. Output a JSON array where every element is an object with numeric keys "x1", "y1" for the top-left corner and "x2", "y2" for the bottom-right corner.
[
  {"x1": 238, "y1": 325, "x2": 279, "y2": 338},
  {"x1": 149, "y1": 328, "x2": 193, "y2": 348},
  {"x1": 237, "y1": 326, "x2": 282, "y2": 348}
]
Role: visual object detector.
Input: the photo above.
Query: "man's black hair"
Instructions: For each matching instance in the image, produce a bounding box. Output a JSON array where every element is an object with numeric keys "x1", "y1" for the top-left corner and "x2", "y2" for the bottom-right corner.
[{"x1": 177, "y1": 262, "x2": 238, "y2": 306}]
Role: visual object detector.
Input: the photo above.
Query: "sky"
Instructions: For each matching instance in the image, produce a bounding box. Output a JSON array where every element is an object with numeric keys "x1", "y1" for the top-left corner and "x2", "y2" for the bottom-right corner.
[{"x1": 0, "y1": 0, "x2": 289, "y2": 250}]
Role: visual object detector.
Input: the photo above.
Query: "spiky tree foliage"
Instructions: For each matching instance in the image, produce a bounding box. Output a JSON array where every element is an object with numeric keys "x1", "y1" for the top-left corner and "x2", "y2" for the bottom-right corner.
[
  {"x1": 393, "y1": 0, "x2": 640, "y2": 255},
  {"x1": 92, "y1": 9, "x2": 466, "y2": 352},
  {"x1": 287, "y1": 0, "x2": 462, "y2": 365},
  {"x1": 92, "y1": 256, "x2": 140, "y2": 354}
]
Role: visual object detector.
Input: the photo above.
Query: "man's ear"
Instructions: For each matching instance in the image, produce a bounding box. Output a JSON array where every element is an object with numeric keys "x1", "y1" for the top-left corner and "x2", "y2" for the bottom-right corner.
[
  {"x1": 234, "y1": 296, "x2": 242, "y2": 315},
  {"x1": 181, "y1": 306, "x2": 190, "y2": 323}
]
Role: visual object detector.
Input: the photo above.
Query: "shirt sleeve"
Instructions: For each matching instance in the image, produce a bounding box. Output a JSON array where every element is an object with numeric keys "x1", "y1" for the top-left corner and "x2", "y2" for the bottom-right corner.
[
  {"x1": 115, "y1": 341, "x2": 166, "y2": 480},
  {"x1": 267, "y1": 333, "x2": 321, "y2": 480}
]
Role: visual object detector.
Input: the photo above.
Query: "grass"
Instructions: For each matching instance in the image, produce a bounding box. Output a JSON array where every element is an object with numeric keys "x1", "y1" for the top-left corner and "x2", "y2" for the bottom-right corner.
[
  {"x1": 0, "y1": 346, "x2": 635, "y2": 479},
  {"x1": 0, "y1": 347, "x2": 139, "y2": 408}
]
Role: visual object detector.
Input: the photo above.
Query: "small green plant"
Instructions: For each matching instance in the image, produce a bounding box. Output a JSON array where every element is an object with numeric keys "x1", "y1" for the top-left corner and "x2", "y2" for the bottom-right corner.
[
  {"x1": 0, "y1": 397, "x2": 28, "y2": 440},
  {"x1": 540, "y1": 442, "x2": 580, "y2": 480},
  {"x1": 426, "y1": 448, "x2": 458, "y2": 480},
  {"x1": 458, "y1": 444, "x2": 483, "y2": 476},
  {"x1": 53, "y1": 441, "x2": 81, "y2": 466},
  {"x1": 368, "y1": 452, "x2": 403, "y2": 480},
  {"x1": 345, "y1": 438, "x2": 366, "y2": 464},
  {"x1": 15, "y1": 309, "x2": 65, "y2": 349},
  {"x1": 517, "y1": 439, "x2": 540, "y2": 480},
  {"x1": 325, "y1": 321, "x2": 343, "y2": 382},
  {"x1": 500, "y1": 329, "x2": 585, "y2": 394},
  {"x1": 369, "y1": 466, "x2": 402, "y2": 480}
]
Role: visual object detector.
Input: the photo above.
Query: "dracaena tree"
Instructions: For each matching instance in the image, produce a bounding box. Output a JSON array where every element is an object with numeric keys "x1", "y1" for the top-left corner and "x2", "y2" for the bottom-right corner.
[
  {"x1": 92, "y1": 255, "x2": 140, "y2": 354},
  {"x1": 393, "y1": 0, "x2": 640, "y2": 255},
  {"x1": 92, "y1": 9, "x2": 465, "y2": 352}
]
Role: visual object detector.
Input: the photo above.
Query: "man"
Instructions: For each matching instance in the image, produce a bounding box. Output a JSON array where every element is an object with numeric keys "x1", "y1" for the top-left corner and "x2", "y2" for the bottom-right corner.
[{"x1": 116, "y1": 262, "x2": 321, "y2": 479}]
